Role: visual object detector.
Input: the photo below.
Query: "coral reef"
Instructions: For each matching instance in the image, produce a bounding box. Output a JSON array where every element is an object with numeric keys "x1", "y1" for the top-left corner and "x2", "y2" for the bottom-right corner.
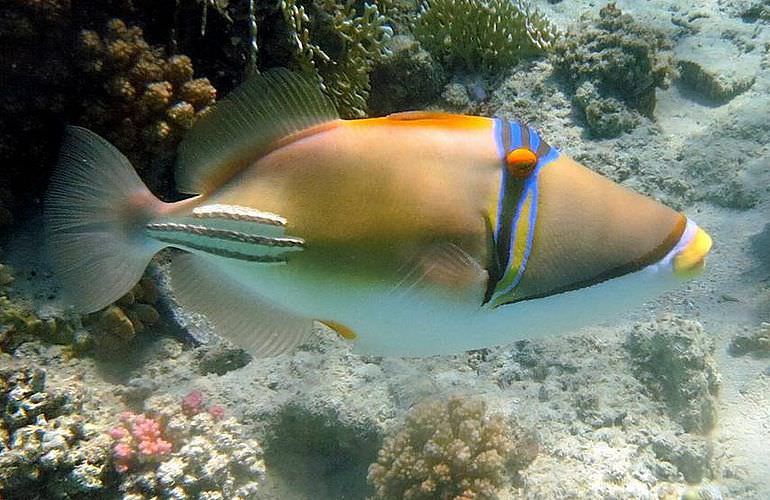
[
  {"x1": 551, "y1": 3, "x2": 676, "y2": 137},
  {"x1": 414, "y1": 0, "x2": 556, "y2": 75},
  {"x1": 0, "y1": 365, "x2": 113, "y2": 499},
  {"x1": 116, "y1": 392, "x2": 266, "y2": 499},
  {"x1": 573, "y1": 81, "x2": 640, "y2": 138},
  {"x1": 367, "y1": 395, "x2": 537, "y2": 499},
  {"x1": 279, "y1": 0, "x2": 393, "y2": 117},
  {"x1": 625, "y1": 316, "x2": 720, "y2": 434},
  {"x1": 0, "y1": 264, "x2": 163, "y2": 357},
  {"x1": 76, "y1": 18, "x2": 216, "y2": 179},
  {"x1": 1, "y1": 355, "x2": 265, "y2": 499}
]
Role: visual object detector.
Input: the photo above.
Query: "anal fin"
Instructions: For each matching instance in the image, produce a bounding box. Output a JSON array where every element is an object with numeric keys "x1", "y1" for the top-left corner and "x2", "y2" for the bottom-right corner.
[{"x1": 168, "y1": 253, "x2": 314, "y2": 357}]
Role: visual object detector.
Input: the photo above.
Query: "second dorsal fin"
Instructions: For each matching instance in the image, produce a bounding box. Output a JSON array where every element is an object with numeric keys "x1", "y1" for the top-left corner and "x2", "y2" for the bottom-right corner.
[{"x1": 176, "y1": 69, "x2": 339, "y2": 194}]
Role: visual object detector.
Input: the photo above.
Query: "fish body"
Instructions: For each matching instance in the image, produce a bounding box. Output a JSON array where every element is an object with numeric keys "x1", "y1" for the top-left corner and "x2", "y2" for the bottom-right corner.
[{"x1": 46, "y1": 70, "x2": 712, "y2": 357}]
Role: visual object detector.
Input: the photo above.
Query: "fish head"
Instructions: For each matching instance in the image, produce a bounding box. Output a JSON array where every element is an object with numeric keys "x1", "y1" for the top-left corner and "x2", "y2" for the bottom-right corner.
[{"x1": 488, "y1": 120, "x2": 712, "y2": 306}]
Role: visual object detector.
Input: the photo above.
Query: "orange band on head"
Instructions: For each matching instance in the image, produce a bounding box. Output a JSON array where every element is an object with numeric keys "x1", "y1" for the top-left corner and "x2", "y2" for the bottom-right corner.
[{"x1": 506, "y1": 148, "x2": 537, "y2": 178}]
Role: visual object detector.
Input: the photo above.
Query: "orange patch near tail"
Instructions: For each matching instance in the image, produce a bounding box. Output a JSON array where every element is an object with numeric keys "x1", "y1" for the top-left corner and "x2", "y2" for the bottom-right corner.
[{"x1": 346, "y1": 111, "x2": 492, "y2": 131}]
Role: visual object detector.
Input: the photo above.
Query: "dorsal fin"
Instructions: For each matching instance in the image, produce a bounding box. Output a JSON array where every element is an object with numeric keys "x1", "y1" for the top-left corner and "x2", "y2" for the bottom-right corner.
[
  {"x1": 384, "y1": 111, "x2": 489, "y2": 129},
  {"x1": 176, "y1": 69, "x2": 339, "y2": 194}
]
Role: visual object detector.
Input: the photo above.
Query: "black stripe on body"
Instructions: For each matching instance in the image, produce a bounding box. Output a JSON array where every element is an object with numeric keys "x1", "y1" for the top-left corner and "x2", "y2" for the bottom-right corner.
[{"x1": 154, "y1": 237, "x2": 289, "y2": 263}]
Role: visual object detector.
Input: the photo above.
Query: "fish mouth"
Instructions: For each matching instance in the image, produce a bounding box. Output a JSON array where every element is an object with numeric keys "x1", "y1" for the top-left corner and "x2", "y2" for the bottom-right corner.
[{"x1": 673, "y1": 225, "x2": 713, "y2": 277}]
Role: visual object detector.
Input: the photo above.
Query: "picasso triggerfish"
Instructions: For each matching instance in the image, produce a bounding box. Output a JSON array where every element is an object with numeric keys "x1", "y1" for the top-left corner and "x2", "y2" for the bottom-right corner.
[{"x1": 46, "y1": 70, "x2": 712, "y2": 357}]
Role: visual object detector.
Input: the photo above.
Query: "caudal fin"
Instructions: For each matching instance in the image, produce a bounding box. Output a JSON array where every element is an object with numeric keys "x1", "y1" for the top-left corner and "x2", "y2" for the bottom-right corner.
[{"x1": 45, "y1": 126, "x2": 166, "y2": 313}]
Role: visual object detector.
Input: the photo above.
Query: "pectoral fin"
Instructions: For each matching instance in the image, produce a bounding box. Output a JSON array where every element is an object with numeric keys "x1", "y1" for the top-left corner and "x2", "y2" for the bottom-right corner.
[{"x1": 390, "y1": 243, "x2": 488, "y2": 301}]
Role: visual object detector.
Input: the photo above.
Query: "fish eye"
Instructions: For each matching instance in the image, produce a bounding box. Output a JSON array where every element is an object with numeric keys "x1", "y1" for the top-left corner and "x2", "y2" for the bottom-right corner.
[{"x1": 505, "y1": 147, "x2": 537, "y2": 178}]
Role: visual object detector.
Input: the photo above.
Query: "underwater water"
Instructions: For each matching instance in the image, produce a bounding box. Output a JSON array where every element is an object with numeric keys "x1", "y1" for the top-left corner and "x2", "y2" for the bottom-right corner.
[{"x1": 1, "y1": 0, "x2": 769, "y2": 498}]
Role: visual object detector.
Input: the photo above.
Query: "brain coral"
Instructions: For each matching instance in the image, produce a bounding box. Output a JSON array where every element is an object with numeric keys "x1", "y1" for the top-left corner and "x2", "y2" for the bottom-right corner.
[{"x1": 367, "y1": 396, "x2": 537, "y2": 500}]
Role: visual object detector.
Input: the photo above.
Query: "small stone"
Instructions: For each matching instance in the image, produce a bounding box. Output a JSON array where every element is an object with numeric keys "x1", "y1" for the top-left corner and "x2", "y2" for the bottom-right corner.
[
  {"x1": 96, "y1": 305, "x2": 135, "y2": 341},
  {"x1": 678, "y1": 59, "x2": 755, "y2": 104},
  {"x1": 132, "y1": 303, "x2": 160, "y2": 325}
]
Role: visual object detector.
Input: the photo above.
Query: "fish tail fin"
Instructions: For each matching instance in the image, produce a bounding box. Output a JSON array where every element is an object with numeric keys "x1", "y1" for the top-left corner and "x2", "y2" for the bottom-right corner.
[{"x1": 45, "y1": 126, "x2": 167, "y2": 313}]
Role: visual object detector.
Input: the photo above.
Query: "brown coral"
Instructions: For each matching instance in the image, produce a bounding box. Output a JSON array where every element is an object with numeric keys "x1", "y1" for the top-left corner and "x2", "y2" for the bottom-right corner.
[
  {"x1": 85, "y1": 277, "x2": 162, "y2": 355},
  {"x1": 76, "y1": 19, "x2": 216, "y2": 174},
  {"x1": 368, "y1": 396, "x2": 537, "y2": 500}
]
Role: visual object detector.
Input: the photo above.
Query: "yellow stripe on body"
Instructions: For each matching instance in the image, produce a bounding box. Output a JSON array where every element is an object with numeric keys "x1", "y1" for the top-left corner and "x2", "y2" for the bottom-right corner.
[{"x1": 490, "y1": 189, "x2": 535, "y2": 307}]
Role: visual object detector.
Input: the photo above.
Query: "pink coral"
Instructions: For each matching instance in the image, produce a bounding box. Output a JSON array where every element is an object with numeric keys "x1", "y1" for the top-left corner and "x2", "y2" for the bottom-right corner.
[
  {"x1": 109, "y1": 412, "x2": 173, "y2": 472},
  {"x1": 182, "y1": 389, "x2": 205, "y2": 416},
  {"x1": 208, "y1": 405, "x2": 225, "y2": 420}
]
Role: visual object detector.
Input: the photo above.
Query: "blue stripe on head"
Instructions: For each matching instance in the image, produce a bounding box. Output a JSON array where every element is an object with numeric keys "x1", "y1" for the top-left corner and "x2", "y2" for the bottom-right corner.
[
  {"x1": 493, "y1": 118, "x2": 506, "y2": 161},
  {"x1": 509, "y1": 121, "x2": 523, "y2": 150}
]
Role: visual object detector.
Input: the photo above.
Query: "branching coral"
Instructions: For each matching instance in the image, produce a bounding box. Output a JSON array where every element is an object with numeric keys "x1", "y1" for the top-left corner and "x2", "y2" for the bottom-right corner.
[
  {"x1": 110, "y1": 412, "x2": 173, "y2": 472},
  {"x1": 551, "y1": 3, "x2": 676, "y2": 137},
  {"x1": 279, "y1": 0, "x2": 393, "y2": 117},
  {"x1": 367, "y1": 396, "x2": 537, "y2": 499},
  {"x1": 414, "y1": 0, "x2": 557, "y2": 75},
  {"x1": 76, "y1": 18, "x2": 216, "y2": 173}
]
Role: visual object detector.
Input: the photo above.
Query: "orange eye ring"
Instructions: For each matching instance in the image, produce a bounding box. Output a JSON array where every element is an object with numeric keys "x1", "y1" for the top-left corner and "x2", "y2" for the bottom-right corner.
[{"x1": 505, "y1": 148, "x2": 537, "y2": 178}]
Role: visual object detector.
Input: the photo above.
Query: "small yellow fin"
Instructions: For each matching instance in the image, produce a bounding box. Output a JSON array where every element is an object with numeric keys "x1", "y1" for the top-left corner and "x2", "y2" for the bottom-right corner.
[{"x1": 320, "y1": 320, "x2": 358, "y2": 341}]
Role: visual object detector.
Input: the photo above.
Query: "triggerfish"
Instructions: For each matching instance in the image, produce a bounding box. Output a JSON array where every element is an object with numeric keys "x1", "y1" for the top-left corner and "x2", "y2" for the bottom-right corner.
[{"x1": 46, "y1": 70, "x2": 712, "y2": 357}]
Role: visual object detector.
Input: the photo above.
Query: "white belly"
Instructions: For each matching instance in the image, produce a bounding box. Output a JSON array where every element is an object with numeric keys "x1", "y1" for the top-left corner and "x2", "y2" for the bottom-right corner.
[{"x1": 212, "y1": 257, "x2": 682, "y2": 357}]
